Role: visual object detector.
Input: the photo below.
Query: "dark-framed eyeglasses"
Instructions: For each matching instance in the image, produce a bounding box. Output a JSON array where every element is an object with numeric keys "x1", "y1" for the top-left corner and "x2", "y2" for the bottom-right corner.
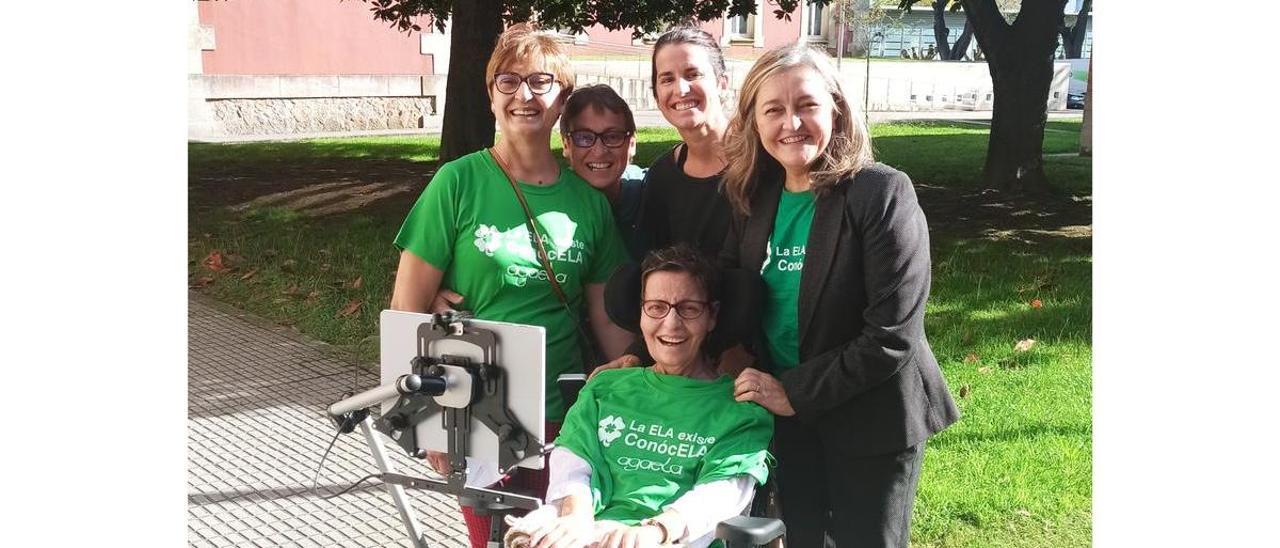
[
  {"x1": 567, "y1": 129, "x2": 633, "y2": 149},
  {"x1": 641, "y1": 299, "x2": 713, "y2": 320},
  {"x1": 494, "y1": 72, "x2": 557, "y2": 95}
]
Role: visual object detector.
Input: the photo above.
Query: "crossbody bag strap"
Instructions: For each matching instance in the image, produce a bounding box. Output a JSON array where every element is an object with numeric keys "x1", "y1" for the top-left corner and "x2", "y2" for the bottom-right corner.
[{"x1": 489, "y1": 148, "x2": 572, "y2": 306}]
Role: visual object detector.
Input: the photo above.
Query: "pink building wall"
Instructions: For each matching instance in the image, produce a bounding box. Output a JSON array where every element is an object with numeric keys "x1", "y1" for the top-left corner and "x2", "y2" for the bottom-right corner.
[
  {"x1": 198, "y1": 0, "x2": 434, "y2": 75},
  {"x1": 582, "y1": 26, "x2": 636, "y2": 48},
  {"x1": 580, "y1": 19, "x2": 726, "y2": 50},
  {"x1": 762, "y1": 4, "x2": 802, "y2": 49}
]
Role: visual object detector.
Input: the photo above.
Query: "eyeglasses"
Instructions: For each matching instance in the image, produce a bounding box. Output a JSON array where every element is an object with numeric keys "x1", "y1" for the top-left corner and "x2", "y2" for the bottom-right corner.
[
  {"x1": 641, "y1": 299, "x2": 713, "y2": 320},
  {"x1": 567, "y1": 129, "x2": 633, "y2": 149},
  {"x1": 494, "y1": 72, "x2": 557, "y2": 95}
]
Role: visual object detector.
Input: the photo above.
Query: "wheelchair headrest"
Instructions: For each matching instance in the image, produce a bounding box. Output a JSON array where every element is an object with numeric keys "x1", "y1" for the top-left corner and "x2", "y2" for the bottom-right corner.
[{"x1": 604, "y1": 261, "x2": 764, "y2": 342}]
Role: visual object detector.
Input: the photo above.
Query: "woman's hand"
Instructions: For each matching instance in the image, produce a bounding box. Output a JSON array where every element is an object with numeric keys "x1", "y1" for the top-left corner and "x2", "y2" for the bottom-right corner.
[
  {"x1": 429, "y1": 288, "x2": 465, "y2": 314},
  {"x1": 595, "y1": 524, "x2": 664, "y2": 548},
  {"x1": 425, "y1": 450, "x2": 451, "y2": 475},
  {"x1": 587, "y1": 354, "x2": 642, "y2": 380},
  {"x1": 527, "y1": 514, "x2": 594, "y2": 548},
  {"x1": 716, "y1": 344, "x2": 755, "y2": 378},
  {"x1": 734, "y1": 368, "x2": 796, "y2": 416}
]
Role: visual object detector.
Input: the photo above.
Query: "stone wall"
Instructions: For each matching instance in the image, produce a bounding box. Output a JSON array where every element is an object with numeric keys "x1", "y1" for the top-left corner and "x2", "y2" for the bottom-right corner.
[
  {"x1": 208, "y1": 96, "x2": 435, "y2": 136},
  {"x1": 190, "y1": 74, "x2": 447, "y2": 139}
]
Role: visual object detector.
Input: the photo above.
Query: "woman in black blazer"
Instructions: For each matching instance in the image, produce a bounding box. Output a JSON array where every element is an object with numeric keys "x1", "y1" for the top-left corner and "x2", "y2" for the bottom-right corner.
[{"x1": 722, "y1": 43, "x2": 961, "y2": 547}]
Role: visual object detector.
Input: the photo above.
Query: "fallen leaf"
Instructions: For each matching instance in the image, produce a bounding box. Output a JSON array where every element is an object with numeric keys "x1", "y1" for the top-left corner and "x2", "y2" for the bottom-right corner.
[
  {"x1": 284, "y1": 284, "x2": 300, "y2": 296},
  {"x1": 337, "y1": 299, "x2": 362, "y2": 318},
  {"x1": 191, "y1": 276, "x2": 215, "y2": 289},
  {"x1": 240, "y1": 268, "x2": 259, "y2": 281},
  {"x1": 305, "y1": 290, "x2": 321, "y2": 303},
  {"x1": 978, "y1": 366, "x2": 992, "y2": 374},
  {"x1": 281, "y1": 259, "x2": 297, "y2": 272},
  {"x1": 350, "y1": 276, "x2": 363, "y2": 290},
  {"x1": 1014, "y1": 338, "x2": 1037, "y2": 353},
  {"x1": 958, "y1": 384, "x2": 970, "y2": 398},
  {"x1": 1030, "y1": 298, "x2": 1043, "y2": 309},
  {"x1": 963, "y1": 353, "x2": 980, "y2": 364},
  {"x1": 202, "y1": 251, "x2": 228, "y2": 273}
]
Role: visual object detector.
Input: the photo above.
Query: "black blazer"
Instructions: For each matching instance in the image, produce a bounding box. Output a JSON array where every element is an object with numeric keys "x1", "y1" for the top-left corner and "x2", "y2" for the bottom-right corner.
[{"x1": 722, "y1": 162, "x2": 960, "y2": 457}]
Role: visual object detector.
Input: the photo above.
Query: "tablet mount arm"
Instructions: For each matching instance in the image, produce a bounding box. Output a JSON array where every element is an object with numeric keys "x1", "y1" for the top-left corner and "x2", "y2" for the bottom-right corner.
[{"x1": 326, "y1": 312, "x2": 545, "y2": 547}]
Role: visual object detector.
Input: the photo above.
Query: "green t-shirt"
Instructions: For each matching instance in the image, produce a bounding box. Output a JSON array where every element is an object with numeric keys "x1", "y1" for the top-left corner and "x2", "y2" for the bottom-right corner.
[
  {"x1": 554, "y1": 368, "x2": 773, "y2": 525},
  {"x1": 394, "y1": 149, "x2": 628, "y2": 420},
  {"x1": 760, "y1": 190, "x2": 816, "y2": 371}
]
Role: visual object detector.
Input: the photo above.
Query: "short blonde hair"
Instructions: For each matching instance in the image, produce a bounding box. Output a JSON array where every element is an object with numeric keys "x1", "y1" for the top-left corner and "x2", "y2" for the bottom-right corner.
[
  {"x1": 723, "y1": 43, "x2": 874, "y2": 216},
  {"x1": 484, "y1": 24, "x2": 576, "y2": 99}
]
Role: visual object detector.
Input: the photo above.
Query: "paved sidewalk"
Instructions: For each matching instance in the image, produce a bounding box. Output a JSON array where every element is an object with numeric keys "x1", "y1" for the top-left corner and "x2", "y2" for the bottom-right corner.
[{"x1": 188, "y1": 292, "x2": 468, "y2": 547}]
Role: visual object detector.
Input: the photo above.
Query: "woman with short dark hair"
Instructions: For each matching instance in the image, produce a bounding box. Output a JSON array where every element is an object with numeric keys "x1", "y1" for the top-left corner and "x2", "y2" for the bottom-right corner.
[
  {"x1": 390, "y1": 25, "x2": 633, "y2": 548},
  {"x1": 504, "y1": 244, "x2": 773, "y2": 548}
]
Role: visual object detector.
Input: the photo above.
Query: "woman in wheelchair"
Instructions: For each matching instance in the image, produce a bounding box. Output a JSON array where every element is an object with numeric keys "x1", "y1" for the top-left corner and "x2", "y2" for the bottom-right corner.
[{"x1": 505, "y1": 244, "x2": 773, "y2": 548}]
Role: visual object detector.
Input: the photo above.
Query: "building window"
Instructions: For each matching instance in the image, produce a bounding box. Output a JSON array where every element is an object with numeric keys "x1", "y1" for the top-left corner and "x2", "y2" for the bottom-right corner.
[
  {"x1": 729, "y1": 14, "x2": 753, "y2": 39},
  {"x1": 807, "y1": 3, "x2": 824, "y2": 37}
]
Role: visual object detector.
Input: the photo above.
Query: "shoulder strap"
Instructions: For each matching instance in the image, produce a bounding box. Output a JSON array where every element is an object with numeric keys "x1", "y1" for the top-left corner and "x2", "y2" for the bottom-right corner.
[{"x1": 489, "y1": 148, "x2": 571, "y2": 306}]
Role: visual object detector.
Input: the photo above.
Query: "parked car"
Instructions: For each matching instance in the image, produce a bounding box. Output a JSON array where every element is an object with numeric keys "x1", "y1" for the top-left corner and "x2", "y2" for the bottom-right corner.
[{"x1": 1067, "y1": 92, "x2": 1086, "y2": 110}]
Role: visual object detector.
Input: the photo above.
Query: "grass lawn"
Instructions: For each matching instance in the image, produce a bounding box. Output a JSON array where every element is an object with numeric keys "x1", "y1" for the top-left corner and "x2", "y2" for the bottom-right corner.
[{"x1": 188, "y1": 121, "x2": 1091, "y2": 547}]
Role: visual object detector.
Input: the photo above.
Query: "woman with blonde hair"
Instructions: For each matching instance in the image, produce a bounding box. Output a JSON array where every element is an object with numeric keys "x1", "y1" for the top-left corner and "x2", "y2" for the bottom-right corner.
[
  {"x1": 721, "y1": 43, "x2": 960, "y2": 547},
  {"x1": 390, "y1": 24, "x2": 633, "y2": 547}
]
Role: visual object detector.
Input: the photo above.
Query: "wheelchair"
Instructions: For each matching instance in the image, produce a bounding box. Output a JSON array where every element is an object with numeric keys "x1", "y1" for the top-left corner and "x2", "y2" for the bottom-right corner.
[{"x1": 554, "y1": 261, "x2": 786, "y2": 548}]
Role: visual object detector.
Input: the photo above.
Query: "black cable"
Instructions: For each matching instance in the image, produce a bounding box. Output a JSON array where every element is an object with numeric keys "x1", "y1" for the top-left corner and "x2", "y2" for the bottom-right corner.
[
  {"x1": 310, "y1": 409, "x2": 355, "y2": 499},
  {"x1": 322, "y1": 472, "x2": 384, "y2": 500}
]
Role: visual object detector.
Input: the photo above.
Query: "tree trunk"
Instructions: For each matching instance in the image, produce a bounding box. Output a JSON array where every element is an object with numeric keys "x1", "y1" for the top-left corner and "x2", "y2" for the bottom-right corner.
[
  {"x1": 949, "y1": 20, "x2": 974, "y2": 60},
  {"x1": 962, "y1": 0, "x2": 1067, "y2": 194},
  {"x1": 438, "y1": 0, "x2": 504, "y2": 163},
  {"x1": 1062, "y1": 0, "x2": 1091, "y2": 59},
  {"x1": 932, "y1": 2, "x2": 952, "y2": 60},
  {"x1": 1080, "y1": 57, "x2": 1092, "y2": 156},
  {"x1": 985, "y1": 55, "x2": 1052, "y2": 194}
]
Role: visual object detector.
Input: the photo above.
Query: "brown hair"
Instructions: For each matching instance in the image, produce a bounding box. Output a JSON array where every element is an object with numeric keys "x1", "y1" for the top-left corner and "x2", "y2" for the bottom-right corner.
[
  {"x1": 722, "y1": 43, "x2": 874, "y2": 216},
  {"x1": 484, "y1": 23, "x2": 576, "y2": 99},
  {"x1": 559, "y1": 84, "x2": 636, "y2": 134},
  {"x1": 649, "y1": 27, "x2": 727, "y2": 99},
  {"x1": 640, "y1": 243, "x2": 722, "y2": 304}
]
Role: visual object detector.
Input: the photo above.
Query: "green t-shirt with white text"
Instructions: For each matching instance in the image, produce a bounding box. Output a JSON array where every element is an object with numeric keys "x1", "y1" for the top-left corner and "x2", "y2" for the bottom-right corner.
[
  {"x1": 761, "y1": 190, "x2": 816, "y2": 370},
  {"x1": 553, "y1": 367, "x2": 773, "y2": 525},
  {"x1": 394, "y1": 149, "x2": 628, "y2": 420}
]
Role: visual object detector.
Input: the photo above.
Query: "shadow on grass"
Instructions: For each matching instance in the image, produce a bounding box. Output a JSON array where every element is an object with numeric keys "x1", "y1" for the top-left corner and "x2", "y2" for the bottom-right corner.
[
  {"x1": 926, "y1": 422, "x2": 1092, "y2": 450},
  {"x1": 872, "y1": 122, "x2": 1087, "y2": 194}
]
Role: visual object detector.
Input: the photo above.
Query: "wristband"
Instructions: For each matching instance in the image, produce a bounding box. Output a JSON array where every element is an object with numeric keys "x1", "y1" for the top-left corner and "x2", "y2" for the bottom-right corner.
[{"x1": 640, "y1": 517, "x2": 672, "y2": 545}]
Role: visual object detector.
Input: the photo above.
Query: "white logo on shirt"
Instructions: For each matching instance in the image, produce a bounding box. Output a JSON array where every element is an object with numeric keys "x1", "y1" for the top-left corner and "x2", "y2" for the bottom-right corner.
[
  {"x1": 470, "y1": 212, "x2": 587, "y2": 287},
  {"x1": 597, "y1": 415, "x2": 625, "y2": 447}
]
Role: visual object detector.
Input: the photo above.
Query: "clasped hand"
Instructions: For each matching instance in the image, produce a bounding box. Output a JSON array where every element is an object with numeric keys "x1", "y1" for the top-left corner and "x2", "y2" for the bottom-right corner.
[
  {"x1": 525, "y1": 518, "x2": 663, "y2": 548},
  {"x1": 733, "y1": 367, "x2": 795, "y2": 416}
]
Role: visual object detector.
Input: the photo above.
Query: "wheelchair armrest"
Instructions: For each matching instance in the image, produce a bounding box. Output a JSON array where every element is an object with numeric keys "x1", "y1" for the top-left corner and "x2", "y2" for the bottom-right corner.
[
  {"x1": 715, "y1": 515, "x2": 785, "y2": 547},
  {"x1": 557, "y1": 374, "x2": 587, "y2": 410}
]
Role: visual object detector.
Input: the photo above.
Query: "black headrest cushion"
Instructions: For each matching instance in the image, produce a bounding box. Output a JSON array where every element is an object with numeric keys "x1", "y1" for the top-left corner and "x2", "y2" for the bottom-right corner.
[{"x1": 604, "y1": 261, "x2": 764, "y2": 343}]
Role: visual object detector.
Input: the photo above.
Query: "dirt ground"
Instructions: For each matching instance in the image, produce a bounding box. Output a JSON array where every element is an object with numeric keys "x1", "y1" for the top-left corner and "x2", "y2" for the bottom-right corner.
[{"x1": 189, "y1": 156, "x2": 1092, "y2": 244}]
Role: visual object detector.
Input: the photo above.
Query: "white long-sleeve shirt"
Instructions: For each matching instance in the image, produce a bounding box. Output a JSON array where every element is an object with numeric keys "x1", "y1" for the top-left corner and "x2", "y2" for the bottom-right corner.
[{"x1": 543, "y1": 447, "x2": 756, "y2": 547}]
